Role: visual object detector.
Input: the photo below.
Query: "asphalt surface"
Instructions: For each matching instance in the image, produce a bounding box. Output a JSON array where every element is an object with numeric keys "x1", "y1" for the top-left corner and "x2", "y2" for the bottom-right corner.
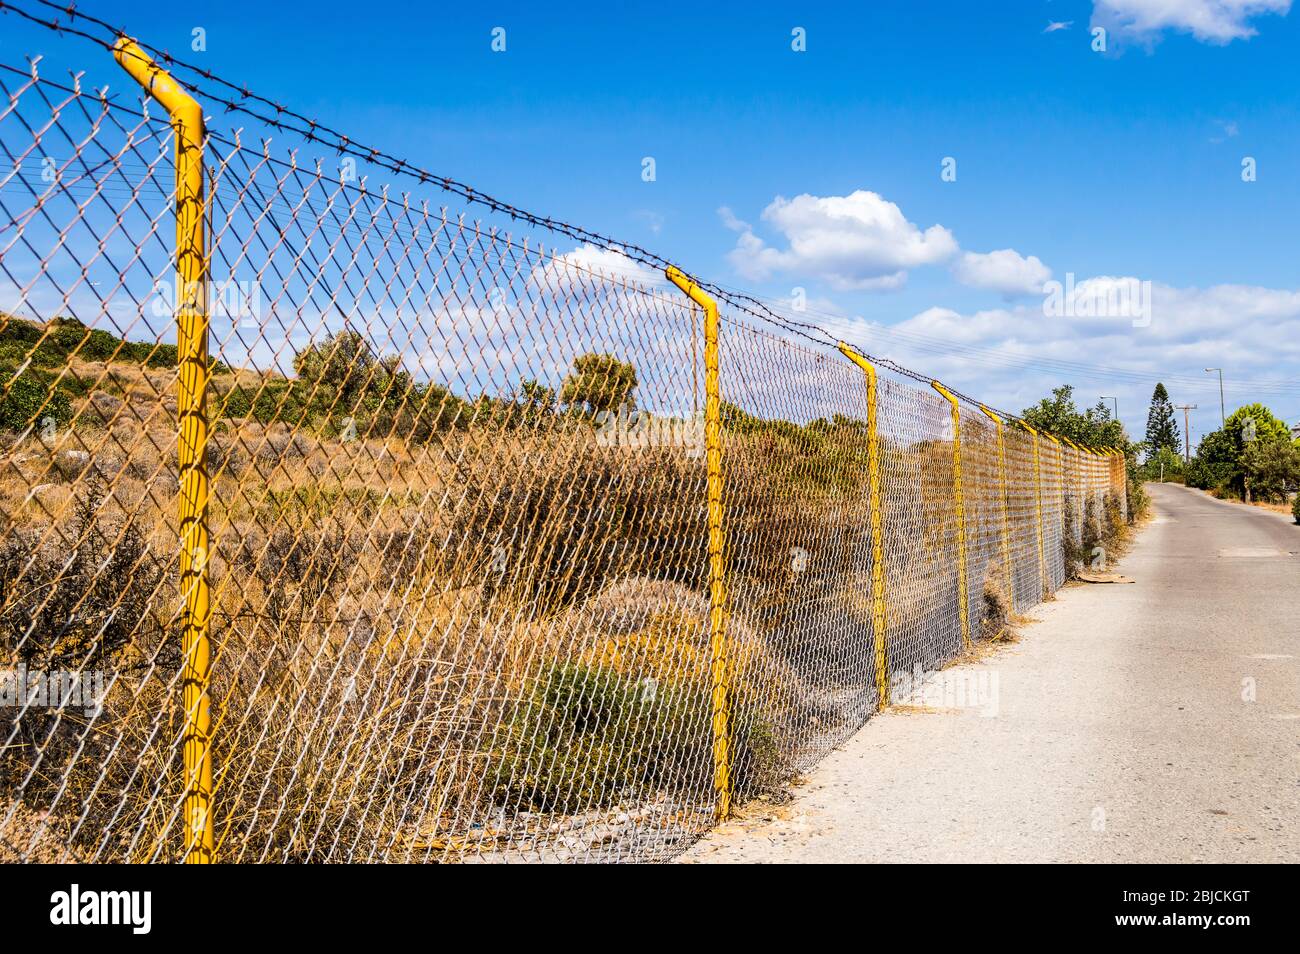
[{"x1": 682, "y1": 483, "x2": 1300, "y2": 863}]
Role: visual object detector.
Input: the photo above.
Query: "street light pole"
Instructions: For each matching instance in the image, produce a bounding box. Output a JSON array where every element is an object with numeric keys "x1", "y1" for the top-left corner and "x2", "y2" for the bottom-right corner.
[
  {"x1": 1204, "y1": 368, "x2": 1225, "y2": 427},
  {"x1": 1100, "y1": 395, "x2": 1118, "y2": 420}
]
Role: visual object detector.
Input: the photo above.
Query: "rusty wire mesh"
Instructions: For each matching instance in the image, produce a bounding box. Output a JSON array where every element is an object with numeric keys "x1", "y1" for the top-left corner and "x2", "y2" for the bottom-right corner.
[{"x1": 0, "y1": 56, "x2": 1129, "y2": 864}]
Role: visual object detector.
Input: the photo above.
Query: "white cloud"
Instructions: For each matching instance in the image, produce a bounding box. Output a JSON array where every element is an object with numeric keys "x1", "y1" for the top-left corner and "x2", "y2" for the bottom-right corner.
[
  {"x1": 718, "y1": 205, "x2": 749, "y2": 233},
  {"x1": 528, "y1": 243, "x2": 663, "y2": 293},
  {"x1": 896, "y1": 280, "x2": 1300, "y2": 358},
  {"x1": 724, "y1": 190, "x2": 958, "y2": 291},
  {"x1": 826, "y1": 279, "x2": 1300, "y2": 432},
  {"x1": 1044, "y1": 20, "x2": 1074, "y2": 32},
  {"x1": 952, "y1": 249, "x2": 1053, "y2": 297},
  {"x1": 1091, "y1": 0, "x2": 1291, "y2": 45}
]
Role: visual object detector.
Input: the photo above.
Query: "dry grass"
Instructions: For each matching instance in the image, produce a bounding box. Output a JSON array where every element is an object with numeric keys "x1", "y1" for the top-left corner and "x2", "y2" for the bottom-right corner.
[
  {"x1": 1, "y1": 359, "x2": 1089, "y2": 861},
  {"x1": 1, "y1": 405, "x2": 880, "y2": 860},
  {"x1": 1211, "y1": 494, "x2": 1293, "y2": 517}
]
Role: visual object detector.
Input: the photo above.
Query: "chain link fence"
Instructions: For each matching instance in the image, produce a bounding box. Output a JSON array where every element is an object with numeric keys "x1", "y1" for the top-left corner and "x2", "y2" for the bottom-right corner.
[{"x1": 0, "y1": 46, "x2": 1127, "y2": 864}]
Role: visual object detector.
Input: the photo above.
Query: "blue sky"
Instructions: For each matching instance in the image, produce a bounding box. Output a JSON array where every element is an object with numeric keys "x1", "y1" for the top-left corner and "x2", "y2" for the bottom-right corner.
[{"x1": 3, "y1": 0, "x2": 1298, "y2": 443}]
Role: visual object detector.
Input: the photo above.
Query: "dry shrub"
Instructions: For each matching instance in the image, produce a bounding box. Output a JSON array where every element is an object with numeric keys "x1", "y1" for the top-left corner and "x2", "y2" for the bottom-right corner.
[
  {"x1": 487, "y1": 577, "x2": 809, "y2": 814},
  {"x1": 1062, "y1": 500, "x2": 1088, "y2": 578},
  {"x1": 980, "y1": 565, "x2": 1013, "y2": 642},
  {"x1": 1063, "y1": 492, "x2": 1128, "y2": 579},
  {"x1": 191, "y1": 544, "x2": 500, "y2": 861},
  {"x1": 0, "y1": 479, "x2": 178, "y2": 862},
  {"x1": 0, "y1": 799, "x2": 85, "y2": 863},
  {"x1": 440, "y1": 426, "x2": 706, "y2": 610},
  {"x1": 1101, "y1": 491, "x2": 1127, "y2": 553}
]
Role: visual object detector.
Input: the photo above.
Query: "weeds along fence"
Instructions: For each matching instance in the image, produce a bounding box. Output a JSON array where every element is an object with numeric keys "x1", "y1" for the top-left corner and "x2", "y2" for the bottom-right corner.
[{"x1": 0, "y1": 41, "x2": 1128, "y2": 863}]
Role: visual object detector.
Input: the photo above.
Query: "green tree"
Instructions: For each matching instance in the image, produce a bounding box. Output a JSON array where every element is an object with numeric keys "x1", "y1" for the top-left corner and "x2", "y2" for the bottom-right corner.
[
  {"x1": 1224, "y1": 403, "x2": 1290, "y2": 447},
  {"x1": 283, "y1": 328, "x2": 441, "y2": 437},
  {"x1": 1144, "y1": 382, "x2": 1179, "y2": 455},
  {"x1": 1240, "y1": 438, "x2": 1300, "y2": 502},
  {"x1": 517, "y1": 379, "x2": 557, "y2": 415},
  {"x1": 560, "y1": 353, "x2": 637, "y2": 414},
  {"x1": 1187, "y1": 403, "x2": 1294, "y2": 498},
  {"x1": 1194, "y1": 427, "x2": 1237, "y2": 465},
  {"x1": 292, "y1": 329, "x2": 376, "y2": 408},
  {"x1": 1143, "y1": 444, "x2": 1184, "y2": 481},
  {"x1": 1021, "y1": 385, "x2": 1125, "y2": 447}
]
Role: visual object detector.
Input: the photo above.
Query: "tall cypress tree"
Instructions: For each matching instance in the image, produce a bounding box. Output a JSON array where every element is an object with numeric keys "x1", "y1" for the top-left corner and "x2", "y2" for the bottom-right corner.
[{"x1": 1145, "y1": 382, "x2": 1179, "y2": 453}]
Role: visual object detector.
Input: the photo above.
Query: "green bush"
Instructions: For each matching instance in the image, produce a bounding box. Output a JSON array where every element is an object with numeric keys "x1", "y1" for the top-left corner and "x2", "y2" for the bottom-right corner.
[
  {"x1": 1185, "y1": 457, "x2": 1232, "y2": 492},
  {"x1": 0, "y1": 340, "x2": 61, "y2": 369},
  {"x1": 489, "y1": 660, "x2": 780, "y2": 813},
  {"x1": 144, "y1": 343, "x2": 180, "y2": 368},
  {"x1": 118, "y1": 340, "x2": 179, "y2": 368},
  {"x1": 1241, "y1": 439, "x2": 1300, "y2": 503},
  {"x1": 1140, "y1": 445, "x2": 1184, "y2": 483},
  {"x1": 1292, "y1": 493, "x2": 1300, "y2": 525},
  {"x1": 1, "y1": 314, "x2": 181, "y2": 370},
  {"x1": 0, "y1": 316, "x2": 43, "y2": 347},
  {"x1": 68, "y1": 327, "x2": 120, "y2": 361},
  {"x1": 218, "y1": 378, "x2": 308, "y2": 425},
  {"x1": 0, "y1": 370, "x2": 73, "y2": 433},
  {"x1": 0, "y1": 314, "x2": 159, "y2": 435}
]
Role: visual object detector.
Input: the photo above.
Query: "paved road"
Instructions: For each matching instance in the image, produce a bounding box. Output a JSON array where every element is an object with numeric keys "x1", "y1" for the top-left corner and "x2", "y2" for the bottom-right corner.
[{"x1": 683, "y1": 484, "x2": 1300, "y2": 863}]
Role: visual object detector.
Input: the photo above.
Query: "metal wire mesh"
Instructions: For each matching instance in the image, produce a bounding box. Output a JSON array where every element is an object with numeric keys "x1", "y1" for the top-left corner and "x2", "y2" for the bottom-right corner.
[{"x1": 0, "y1": 55, "x2": 1129, "y2": 864}]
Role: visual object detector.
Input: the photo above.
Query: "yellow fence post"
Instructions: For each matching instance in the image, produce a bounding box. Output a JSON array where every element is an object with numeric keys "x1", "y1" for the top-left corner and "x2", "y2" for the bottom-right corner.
[
  {"x1": 1017, "y1": 422, "x2": 1048, "y2": 597},
  {"x1": 838, "y1": 344, "x2": 889, "y2": 705},
  {"x1": 665, "y1": 266, "x2": 731, "y2": 819},
  {"x1": 978, "y1": 405, "x2": 1014, "y2": 610},
  {"x1": 113, "y1": 38, "x2": 212, "y2": 863},
  {"x1": 931, "y1": 382, "x2": 971, "y2": 648}
]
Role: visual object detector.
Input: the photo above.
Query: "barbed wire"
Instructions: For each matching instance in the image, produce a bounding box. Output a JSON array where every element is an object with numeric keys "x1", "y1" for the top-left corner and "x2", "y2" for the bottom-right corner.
[{"x1": 0, "y1": 0, "x2": 1116, "y2": 431}]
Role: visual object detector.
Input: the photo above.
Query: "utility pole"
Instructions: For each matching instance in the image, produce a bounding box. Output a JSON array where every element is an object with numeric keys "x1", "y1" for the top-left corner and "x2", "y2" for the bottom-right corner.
[
  {"x1": 1204, "y1": 368, "x2": 1225, "y2": 426},
  {"x1": 1176, "y1": 404, "x2": 1198, "y2": 463}
]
